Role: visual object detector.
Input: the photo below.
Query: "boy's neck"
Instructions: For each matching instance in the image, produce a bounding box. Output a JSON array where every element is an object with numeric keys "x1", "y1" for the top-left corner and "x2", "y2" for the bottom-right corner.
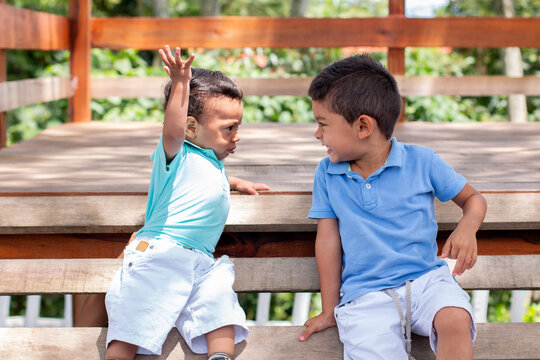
[{"x1": 350, "y1": 138, "x2": 392, "y2": 179}]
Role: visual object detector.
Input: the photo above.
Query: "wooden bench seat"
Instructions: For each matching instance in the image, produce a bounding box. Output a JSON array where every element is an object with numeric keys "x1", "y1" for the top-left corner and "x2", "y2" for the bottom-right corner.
[
  {"x1": 1, "y1": 255, "x2": 539, "y2": 359},
  {"x1": 2, "y1": 323, "x2": 539, "y2": 360}
]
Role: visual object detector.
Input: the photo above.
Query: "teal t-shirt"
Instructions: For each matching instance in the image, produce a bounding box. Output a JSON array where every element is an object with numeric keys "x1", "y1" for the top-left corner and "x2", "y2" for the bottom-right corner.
[{"x1": 136, "y1": 137, "x2": 230, "y2": 256}]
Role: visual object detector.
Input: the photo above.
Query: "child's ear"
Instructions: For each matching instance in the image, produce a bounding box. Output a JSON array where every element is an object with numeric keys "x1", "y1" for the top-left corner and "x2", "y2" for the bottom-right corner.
[
  {"x1": 185, "y1": 116, "x2": 199, "y2": 138},
  {"x1": 354, "y1": 115, "x2": 376, "y2": 139}
]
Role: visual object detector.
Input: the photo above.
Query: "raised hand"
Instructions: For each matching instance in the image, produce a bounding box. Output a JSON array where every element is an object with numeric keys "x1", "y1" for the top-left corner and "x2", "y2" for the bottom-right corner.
[{"x1": 158, "y1": 45, "x2": 195, "y2": 83}]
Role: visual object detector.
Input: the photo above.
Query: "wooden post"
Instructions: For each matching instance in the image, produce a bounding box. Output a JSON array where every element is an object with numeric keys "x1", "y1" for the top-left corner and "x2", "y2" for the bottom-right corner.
[
  {"x1": 68, "y1": 0, "x2": 91, "y2": 122},
  {"x1": 388, "y1": 0, "x2": 406, "y2": 122},
  {"x1": 0, "y1": 0, "x2": 6, "y2": 148}
]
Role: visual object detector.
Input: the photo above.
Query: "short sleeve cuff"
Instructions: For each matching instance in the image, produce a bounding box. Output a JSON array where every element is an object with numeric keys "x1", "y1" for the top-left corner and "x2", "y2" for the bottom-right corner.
[
  {"x1": 308, "y1": 209, "x2": 337, "y2": 219},
  {"x1": 437, "y1": 175, "x2": 467, "y2": 202}
]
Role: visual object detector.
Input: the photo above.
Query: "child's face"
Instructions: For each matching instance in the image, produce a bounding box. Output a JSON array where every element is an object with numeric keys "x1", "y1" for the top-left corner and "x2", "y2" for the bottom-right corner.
[
  {"x1": 192, "y1": 96, "x2": 243, "y2": 160},
  {"x1": 312, "y1": 99, "x2": 359, "y2": 163}
]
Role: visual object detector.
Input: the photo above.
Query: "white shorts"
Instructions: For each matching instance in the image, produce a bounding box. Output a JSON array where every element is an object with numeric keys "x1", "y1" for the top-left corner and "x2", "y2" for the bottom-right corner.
[
  {"x1": 105, "y1": 237, "x2": 249, "y2": 355},
  {"x1": 334, "y1": 265, "x2": 476, "y2": 360}
]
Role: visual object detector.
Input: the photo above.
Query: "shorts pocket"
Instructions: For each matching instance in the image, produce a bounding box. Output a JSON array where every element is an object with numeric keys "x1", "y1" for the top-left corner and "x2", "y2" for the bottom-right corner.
[{"x1": 123, "y1": 239, "x2": 157, "y2": 273}]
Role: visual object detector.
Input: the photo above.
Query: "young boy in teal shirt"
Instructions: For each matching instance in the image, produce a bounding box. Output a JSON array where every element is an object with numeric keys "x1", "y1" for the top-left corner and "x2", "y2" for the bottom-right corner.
[
  {"x1": 299, "y1": 54, "x2": 487, "y2": 359},
  {"x1": 105, "y1": 46, "x2": 269, "y2": 360}
]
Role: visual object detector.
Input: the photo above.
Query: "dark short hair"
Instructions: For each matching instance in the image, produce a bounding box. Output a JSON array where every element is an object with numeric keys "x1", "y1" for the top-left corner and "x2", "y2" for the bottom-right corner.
[
  {"x1": 163, "y1": 68, "x2": 243, "y2": 120},
  {"x1": 308, "y1": 54, "x2": 401, "y2": 139}
]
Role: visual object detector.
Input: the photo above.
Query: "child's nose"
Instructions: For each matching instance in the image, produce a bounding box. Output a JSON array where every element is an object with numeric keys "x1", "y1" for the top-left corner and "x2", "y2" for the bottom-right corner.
[{"x1": 314, "y1": 128, "x2": 321, "y2": 139}]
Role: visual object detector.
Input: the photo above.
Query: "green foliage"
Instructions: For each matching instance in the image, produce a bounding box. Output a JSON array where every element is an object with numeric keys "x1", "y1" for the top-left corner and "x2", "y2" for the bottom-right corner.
[
  {"x1": 488, "y1": 290, "x2": 512, "y2": 322},
  {"x1": 9, "y1": 295, "x2": 64, "y2": 318},
  {"x1": 524, "y1": 302, "x2": 540, "y2": 322}
]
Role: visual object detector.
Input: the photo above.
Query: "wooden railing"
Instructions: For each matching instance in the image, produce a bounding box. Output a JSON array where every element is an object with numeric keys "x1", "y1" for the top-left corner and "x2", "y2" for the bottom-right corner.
[{"x1": 1, "y1": 0, "x2": 540, "y2": 147}]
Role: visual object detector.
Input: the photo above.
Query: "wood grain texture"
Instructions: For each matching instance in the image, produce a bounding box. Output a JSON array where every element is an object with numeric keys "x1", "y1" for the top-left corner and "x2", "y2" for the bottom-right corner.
[
  {"x1": 0, "y1": 77, "x2": 70, "y2": 112},
  {"x1": 0, "y1": 122, "x2": 539, "y2": 193},
  {"x1": 0, "y1": 122, "x2": 538, "y2": 233},
  {"x1": 0, "y1": 4, "x2": 69, "y2": 50},
  {"x1": 0, "y1": 230, "x2": 537, "y2": 260},
  {"x1": 0, "y1": 192, "x2": 538, "y2": 233},
  {"x1": 0, "y1": 36, "x2": 5, "y2": 148},
  {"x1": 68, "y1": 0, "x2": 91, "y2": 122},
  {"x1": 91, "y1": 17, "x2": 540, "y2": 49},
  {"x1": 0, "y1": 323, "x2": 539, "y2": 359},
  {"x1": 90, "y1": 76, "x2": 540, "y2": 98},
  {"x1": 1, "y1": 255, "x2": 538, "y2": 295}
]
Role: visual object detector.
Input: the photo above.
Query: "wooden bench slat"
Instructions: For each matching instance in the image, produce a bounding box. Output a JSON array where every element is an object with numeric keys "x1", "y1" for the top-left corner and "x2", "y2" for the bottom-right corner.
[
  {"x1": 0, "y1": 4, "x2": 69, "y2": 50},
  {"x1": 0, "y1": 77, "x2": 70, "y2": 112},
  {"x1": 1, "y1": 323, "x2": 538, "y2": 359},
  {"x1": 90, "y1": 76, "x2": 540, "y2": 99},
  {"x1": 91, "y1": 17, "x2": 540, "y2": 49},
  {"x1": 0, "y1": 192, "x2": 539, "y2": 234},
  {"x1": 1, "y1": 255, "x2": 538, "y2": 295}
]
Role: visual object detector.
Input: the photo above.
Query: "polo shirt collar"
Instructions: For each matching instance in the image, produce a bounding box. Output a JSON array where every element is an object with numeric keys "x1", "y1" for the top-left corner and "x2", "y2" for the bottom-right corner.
[{"x1": 327, "y1": 137, "x2": 403, "y2": 175}]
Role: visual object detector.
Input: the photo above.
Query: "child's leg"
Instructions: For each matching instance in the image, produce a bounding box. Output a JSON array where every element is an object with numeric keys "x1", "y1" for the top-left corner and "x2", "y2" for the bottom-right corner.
[
  {"x1": 335, "y1": 291, "x2": 409, "y2": 359},
  {"x1": 74, "y1": 293, "x2": 108, "y2": 326},
  {"x1": 106, "y1": 340, "x2": 138, "y2": 360},
  {"x1": 410, "y1": 266, "x2": 475, "y2": 358},
  {"x1": 433, "y1": 307, "x2": 473, "y2": 360},
  {"x1": 175, "y1": 255, "x2": 249, "y2": 356},
  {"x1": 205, "y1": 325, "x2": 235, "y2": 359}
]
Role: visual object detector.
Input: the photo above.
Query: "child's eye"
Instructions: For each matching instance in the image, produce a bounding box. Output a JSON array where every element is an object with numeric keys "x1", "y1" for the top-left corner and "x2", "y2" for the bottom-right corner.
[{"x1": 226, "y1": 126, "x2": 234, "y2": 131}]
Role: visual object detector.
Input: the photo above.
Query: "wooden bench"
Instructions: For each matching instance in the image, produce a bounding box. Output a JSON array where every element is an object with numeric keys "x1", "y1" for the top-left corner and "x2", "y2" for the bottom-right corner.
[
  {"x1": 0, "y1": 122, "x2": 539, "y2": 359},
  {"x1": 0, "y1": 255, "x2": 539, "y2": 359}
]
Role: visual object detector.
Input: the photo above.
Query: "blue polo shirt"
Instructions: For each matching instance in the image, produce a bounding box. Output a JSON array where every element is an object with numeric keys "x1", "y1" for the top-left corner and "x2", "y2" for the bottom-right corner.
[
  {"x1": 309, "y1": 138, "x2": 466, "y2": 305},
  {"x1": 137, "y1": 137, "x2": 230, "y2": 256}
]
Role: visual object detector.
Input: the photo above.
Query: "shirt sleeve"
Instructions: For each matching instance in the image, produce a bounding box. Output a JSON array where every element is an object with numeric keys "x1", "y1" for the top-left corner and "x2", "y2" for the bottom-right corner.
[
  {"x1": 149, "y1": 136, "x2": 185, "y2": 189},
  {"x1": 308, "y1": 160, "x2": 337, "y2": 219},
  {"x1": 429, "y1": 150, "x2": 467, "y2": 202}
]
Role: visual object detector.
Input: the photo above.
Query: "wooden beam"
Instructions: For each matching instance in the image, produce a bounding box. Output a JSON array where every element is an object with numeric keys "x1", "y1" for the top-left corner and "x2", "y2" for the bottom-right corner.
[
  {"x1": 68, "y1": 0, "x2": 91, "y2": 122},
  {"x1": 91, "y1": 76, "x2": 315, "y2": 98},
  {"x1": 0, "y1": 77, "x2": 70, "y2": 112},
  {"x1": 91, "y1": 17, "x2": 540, "y2": 50},
  {"x1": 89, "y1": 76, "x2": 540, "y2": 99},
  {"x1": 0, "y1": 255, "x2": 538, "y2": 295},
  {"x1": 0, "y1": 324, "x2": 538, "y2": 360},
  {"x1": 0, "y1": 192, "x2": 538, "y2": 234},
  {"x1": 0, "y1": 1, "x2": 6, "y2": 149},
  {"x1": 396, "y1": 75, "x2": 540, "y2": 96},
  {"x1": 388, "y1": 0, "x2": 406, "y2": 122},
  {"x1": 0, "y1": 4, "x2": 69, "y2": 50},
  {"x1": 0, "y1": 230, "x2": 537, "y2": 260}
]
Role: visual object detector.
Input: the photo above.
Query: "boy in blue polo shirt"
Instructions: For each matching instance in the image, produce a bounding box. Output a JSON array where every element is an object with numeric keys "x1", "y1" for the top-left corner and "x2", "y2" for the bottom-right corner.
[
  {"x1": 298, "y1": 54, "x2": 487, "y2": 359},
  {"x1": 105, "y1": 46, "x2": 269, "y2": 360}
]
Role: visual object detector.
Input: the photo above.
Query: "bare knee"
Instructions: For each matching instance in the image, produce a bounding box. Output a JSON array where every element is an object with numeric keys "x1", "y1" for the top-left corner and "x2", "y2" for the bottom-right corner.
[
  {"x1": 434, "y1": 307, "x2": 471, "y2": 336},
  {"x1": 106, "y1": 340, "x2": 138, "y2": 360}
]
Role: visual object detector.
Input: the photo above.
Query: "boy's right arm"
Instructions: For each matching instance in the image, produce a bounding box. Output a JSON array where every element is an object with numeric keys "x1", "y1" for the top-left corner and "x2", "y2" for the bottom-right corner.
[
  {"x1": 158, "y1": 45, "x2": 195, "y2": 162},
  {"x1": 299, "y1": 218, "x2": 342, "y2": 342}
]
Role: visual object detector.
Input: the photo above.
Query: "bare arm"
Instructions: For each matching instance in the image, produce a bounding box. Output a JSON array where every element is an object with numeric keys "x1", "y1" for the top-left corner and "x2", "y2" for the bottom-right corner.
[
  {"x1": 158, "y1": 45, "x2": 195, "y2": 162},
  {"x1": 442, "y1": 183, "x2": 487, "y2": 276},
  {"x1": 299, "y1": 217, "x2": 342, "y2": 341}
]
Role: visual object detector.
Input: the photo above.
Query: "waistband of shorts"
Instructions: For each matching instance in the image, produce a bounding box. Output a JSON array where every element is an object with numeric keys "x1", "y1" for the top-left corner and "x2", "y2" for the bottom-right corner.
[{"x1": 134, "y1": 235, "x2": 209, "y2": 255}]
